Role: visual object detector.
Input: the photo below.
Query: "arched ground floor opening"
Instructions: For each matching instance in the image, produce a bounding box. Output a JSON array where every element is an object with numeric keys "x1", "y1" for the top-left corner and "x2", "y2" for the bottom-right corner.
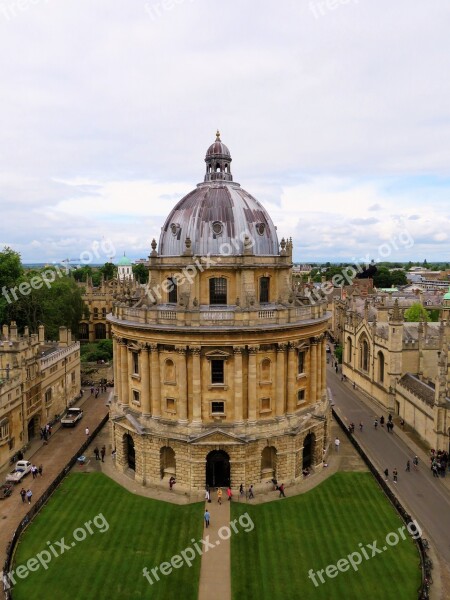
[
  {"x1": 123, "y1": 433, "x2": 135, "y2": 471},
  {"x1": 206, "y1": 450, "x2": 230, "y2": 488},
  {"x1": 27, "y1": 415, "x2": 40, "y2": 441},
  {"x1": 302, "y1": 432, "x2": 315, "y2": 469}
]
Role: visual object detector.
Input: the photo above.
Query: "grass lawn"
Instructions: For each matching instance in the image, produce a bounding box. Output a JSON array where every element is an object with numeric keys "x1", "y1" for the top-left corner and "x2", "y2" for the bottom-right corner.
[
  {"x1": 11, "y1": 473, "x2": 203, "y2": 600},
  {"x1": 231, "y1": 472, "x2": 421, "y2": 600}
]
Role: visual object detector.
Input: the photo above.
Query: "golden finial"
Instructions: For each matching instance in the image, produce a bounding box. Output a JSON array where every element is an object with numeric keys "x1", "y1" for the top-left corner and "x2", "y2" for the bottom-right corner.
[{"x1": 216, "y1": 129, "x2": 221, "y2": 141}]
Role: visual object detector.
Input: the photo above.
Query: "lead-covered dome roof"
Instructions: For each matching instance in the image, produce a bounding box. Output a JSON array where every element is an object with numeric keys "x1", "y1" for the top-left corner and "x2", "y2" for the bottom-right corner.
[{"x1": 158, "y1": 132, "x2": 279, "y2": 257}]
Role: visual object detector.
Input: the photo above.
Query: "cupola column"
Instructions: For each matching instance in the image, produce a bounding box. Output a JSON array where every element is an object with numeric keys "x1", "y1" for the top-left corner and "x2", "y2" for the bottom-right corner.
[
  {"x1": 276, "y1": 344, "x2": 287, "y2": 418},
  {"x1": 233, "y1": 346, "x2": 244, "y2": 423},
  {"x1": 321, "y1": 338, "x2": 327, "y2": 399},
  {"x1": 247, "y1": 346, "x2": 259, "y2": 422},
  {"x1": 140, "y1": 346, "x2": 151, "y2": 415},
  {"x1": 287, "y1": 343, "x2": 297, "y2": 415},
  {"x1": 114, "y1": 337, "x2": 122, "y2": 401},
  {"x1": 120, "y1": 343, "x2": 129, "y2": 406},
  {"x1": 310, "y1": 339, "x2": 318, "y2": 403},
  {"x1": 150, "y1": 344, "x2": 161, "y2": 418},
  {"x1": 192, "y1": 347, "x2": 202, "y2": 423},
  {"x1": 177, "y1": 347, "x2": 188, "y2": 423}
]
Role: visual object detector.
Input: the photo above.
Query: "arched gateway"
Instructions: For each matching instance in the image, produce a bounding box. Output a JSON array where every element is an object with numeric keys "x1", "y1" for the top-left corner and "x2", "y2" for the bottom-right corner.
[
  {"x1": 109, "y1": 132, "x2": 330, "y2": 492},
  {"x1": 206, "y1": 450, "x2": 230, "y2": 488}
]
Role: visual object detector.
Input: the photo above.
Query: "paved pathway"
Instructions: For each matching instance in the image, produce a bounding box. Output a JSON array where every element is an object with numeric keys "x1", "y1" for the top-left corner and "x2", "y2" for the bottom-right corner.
[
  {"x1": 327, "y1": 362, "x2": 450, "y2": 599},
  {"x1": 198, "y1": 495, "x2": 231, "y2": 600}
]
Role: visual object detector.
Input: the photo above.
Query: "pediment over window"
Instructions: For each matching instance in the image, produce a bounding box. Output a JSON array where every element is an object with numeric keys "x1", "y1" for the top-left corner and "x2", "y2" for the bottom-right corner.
[
  {"x1": 189, "y1": 428, "x2": 246, "y2": 445},
  {"x1": 204, "y1": 350, "x2": 231, "y2": 360}
]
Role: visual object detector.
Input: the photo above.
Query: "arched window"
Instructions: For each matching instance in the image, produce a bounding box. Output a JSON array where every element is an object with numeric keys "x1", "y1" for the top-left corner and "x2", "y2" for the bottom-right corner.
[
  {"x1": 360, "y1": 339, "x2": 369, "y2": 372},
  {"x1": 209, "y1": 277, "x2": 227, "y2": 305},
  {"x1": 259, "y1": 277, "x2": 270, "y2": 303},
  {"x1": 377, "y1": 351, "x2": 385, "y2": 383},
  {"x1": 260, "y1": 358, "x2": 271, "y2": 382},
  {"x1": 346, "y1": 337, "x2": 352, "y2": 364},
  {"x1": 167, "y1": 277, "x2": 178, "y2": 304},
  {"x1": 160, "y1": 446, "x2": 176, "y2": 479}
]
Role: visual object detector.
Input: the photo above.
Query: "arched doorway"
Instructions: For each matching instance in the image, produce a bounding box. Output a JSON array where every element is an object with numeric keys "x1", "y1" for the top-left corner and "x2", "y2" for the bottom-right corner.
[
  {"x1": 302, "y1": 433, "x2": 315, "y2": 469},
  {"x1": 206, "y1": 450, "x2": 230, "y2": 487},
  {"x1": 160, "y1": 446, "x2": 176, "y2": 479},
  {"x1": 27, "y1": 415, "x2": 39, "y2": 441},
  {"x1": 123, "y1": 433, "x2": 135, "y2": 471}
]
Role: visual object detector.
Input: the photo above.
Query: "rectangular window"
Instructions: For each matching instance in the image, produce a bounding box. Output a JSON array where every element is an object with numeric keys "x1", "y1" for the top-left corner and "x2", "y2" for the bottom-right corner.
[
  {"x1": 259, "y1": 277, "x2": 270, "y2": 303},
  {"x1": 298, "y1": 351, "x2": 305, "y2": 374},
  {"x1": 297, "y1": 389, "x2": 306, "y2": 403},
  {"x1": 0, "y1": 418, "x2": 9, "y2": 440},
  {"x1": 71, "y1": 372, "x2": 76, "y2": 384},
  {"x1": 132, "y1": 352, "x2": 139, "y2": 375},
  {"x1": 211, "y1": 401, "x2": 225, "y2": 414},
  {"x1": 166, "y1": 398, "x2": 176, "y2": 412},
  {"x1": 211, "y1": 360, "x2": 224, "y2": 384},
  {"x1": 167, "y1": 277, "x2": 178, "y2": 304},
  {"x1": 45, "y1": 389, "x2": 52, "y2": 404},
  {"x1": 132, "y1": 390, "x2": 140, "y2": 405},
  {"x1": 260, "y1": 397, "x2": 271, "y2": 412},
  {"x1": 209, "y1": 277, "x2": 227, "y2": 305}
]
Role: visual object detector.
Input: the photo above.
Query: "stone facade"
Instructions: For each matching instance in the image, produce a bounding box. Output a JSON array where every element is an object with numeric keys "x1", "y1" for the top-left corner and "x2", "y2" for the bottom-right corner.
[
  {"x1": 108, "y1": 133, "x2": 331, "y2": 492},
  {"x1": 0, "y1": 323, "x2": 81, "y2": 469}
]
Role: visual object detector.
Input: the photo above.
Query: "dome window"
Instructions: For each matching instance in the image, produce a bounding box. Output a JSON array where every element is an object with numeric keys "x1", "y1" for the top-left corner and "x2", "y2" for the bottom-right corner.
[
  {"x1": 170, "y1": 223, "x2": 180, "y2": 236},
  {"x1": 212, "y1": 221, "x2": 223, "y2": 236},
  {"x1": 256, "y1": 223, "x2": 266, "y2": 236}
]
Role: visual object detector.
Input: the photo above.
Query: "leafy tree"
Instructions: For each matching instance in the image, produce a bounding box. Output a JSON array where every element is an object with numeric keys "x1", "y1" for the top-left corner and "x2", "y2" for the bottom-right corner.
[
  {"x1": 80, "y1": 340, "x2": 113, "y2": 362},
  {"x1": 334, "y1": 344, "x2": 343, "y2": 364},
  {"x1": 0, "y1": 247, "x2": 24, "y2": 324},
  {"x1": 389, "y1": 270, "x2": 407, "y2": 286},
  {"x1": 72, "y1": 266, "x2": 92, "y2": 282},
  {"x1": 133, "y1": 263, "x2": 148, "y2": 284},
  {"x1": 404, "y1": 303, "x2": 431, "y2": 323},
  {"x1": 100, "y1": 262, "x2": 116, "y2": 280}
]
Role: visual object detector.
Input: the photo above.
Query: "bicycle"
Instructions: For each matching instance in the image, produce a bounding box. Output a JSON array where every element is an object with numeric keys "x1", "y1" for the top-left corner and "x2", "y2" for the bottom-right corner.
[{"x1": 421, "y1": 538, "x2": 429, "y2": 550}]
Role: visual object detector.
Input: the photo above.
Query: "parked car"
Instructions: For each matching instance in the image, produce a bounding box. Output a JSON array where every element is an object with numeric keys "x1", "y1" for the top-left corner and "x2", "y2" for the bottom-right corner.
[
  {"x1": 61, "y1": 408, "x2": 83, "y2": 427},
  {"x1": 6, "y1": 460, "x2": 32, "y2": 483}
]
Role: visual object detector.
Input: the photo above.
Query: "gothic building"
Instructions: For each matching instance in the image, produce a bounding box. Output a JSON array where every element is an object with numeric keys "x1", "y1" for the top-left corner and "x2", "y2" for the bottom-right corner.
[{"x1": 108, "y1": 133, "x2": 330, "y2": 491}]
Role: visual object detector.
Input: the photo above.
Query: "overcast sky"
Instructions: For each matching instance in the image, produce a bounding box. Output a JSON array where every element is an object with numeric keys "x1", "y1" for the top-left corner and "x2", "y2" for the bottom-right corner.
[{"x1": 0, "y1": 0, "x2": 449, "y2": 265}]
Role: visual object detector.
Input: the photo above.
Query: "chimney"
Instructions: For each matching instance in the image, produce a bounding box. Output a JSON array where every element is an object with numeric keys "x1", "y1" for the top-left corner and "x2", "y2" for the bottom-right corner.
[
  {"x1": 24, "y1": 326, "x2": 29, "y2": 338},
  {"x1": 9, "y1": 321, "x2": 17, "y2": 341},
  {"x1": 59, "y1": 326, "x2": 68, "y2": 347},
  {"x1": 67, "y1": 329, "x2": 72, "y2": 345},
  {"x1": 2, "y1": 324, "x2": 9, "y2": 339},
  {"x1": 38, "y1": 324, "x2": 45, "y2": 343}
]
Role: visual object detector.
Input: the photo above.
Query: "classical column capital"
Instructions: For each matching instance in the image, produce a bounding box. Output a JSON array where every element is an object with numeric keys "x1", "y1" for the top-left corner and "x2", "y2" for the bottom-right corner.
[
  {"x1": 175, "y1": 346, "x2": 187, "y2": 355},
  {"x1": 248, "y1": 345, "x2": 259, "y2": 354},
  {"x1": 149, "y1": 343, "x2": 159, "y2": 352},
  {"x1": 191, "y1": 347, "x2": 201, "y2": 356},
  {"x1": 233, "y1": 345, "x2": 245, "y2": 354},
  {"x1": 277, "y1": 343, "x2": 288, "y2": 352}
]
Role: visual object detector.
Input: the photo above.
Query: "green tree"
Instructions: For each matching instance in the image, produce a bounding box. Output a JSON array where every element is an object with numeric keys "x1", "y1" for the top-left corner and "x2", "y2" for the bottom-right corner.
[
  {"x1": 0, "y1": 247, "x2": 24, "y2": 324},
  {"x1": 133, "y1": 263, "x2": 148, "y2": 284},
  {"x1": 389, "y1": 270, "x2": 407, "y2": 286},
  {"x1": 404, "y1": 303, "x2": 431, "y2": 323},
  {"x1": 100, "y1": 262, "x2": 116, "y2": 280},
  {"x1": 334, "y1": 344, "x2": 343, "y2": 364}
]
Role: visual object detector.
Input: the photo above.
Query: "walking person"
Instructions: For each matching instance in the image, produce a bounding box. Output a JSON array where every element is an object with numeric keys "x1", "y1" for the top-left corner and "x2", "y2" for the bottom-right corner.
[
  {"x1": 380, "y1": 415, "x2": 385, "y2": 427},
  {"x1": 38, "y1": 465, "x2": 43, "y2": 476},
  {"x1": 204, "y1": 509, "x2": 210, "y2": 529},
  {"x1": 393, "y1": 468, "x2": 398, "y2": 483},
  {"x1": 100, "y1": 446, "x2": 106, "y2": 462},
  {"x1": 334, "y1": 437, "x2": 340, "y2": 452},
  {"x1": 26, "y1": 489, "x2": 32, "y2": 504},
  {"x1": 227, "y1": 486, "x2": 232, "y2": 501},
  {"x1": 359, "y1": 421, "x2": 363, "y2": 432},
  {"x1": 279, "y1": 483, "x2": 286, "y2": 498},
  {"x1": 205, "y1": 488, "x2": 210, "y2": 503},
  {"x1": 94, "y1": 447, "x2": 100, "y2": 460},
  {"x1": 413, "y1": 456, "x2": 419, "y2": 471},
  {"x1": 239, "y1": 483, "x2": 244, "y2": 498},
  {"x1": 384, "y1": 468, "x2": 389, "y2": 481},
  {"x1": 20, "y1": 488, "x2": 26, "y2": 503},
  {"x1": 85, "y1": 427, "x2": 90, "y2": 437},
  {"x1": 374, "y1": 419, "x2": 378, "y2": 430},
  {"x1": 405, "y1": 460, "x2": 411, "y2": 472},
  {"x1": 248, "y1": 484, "x2": 254, "y2": 499},
  {"x1": 217, "y1": 487, "x2": 222, "y2": 505}
]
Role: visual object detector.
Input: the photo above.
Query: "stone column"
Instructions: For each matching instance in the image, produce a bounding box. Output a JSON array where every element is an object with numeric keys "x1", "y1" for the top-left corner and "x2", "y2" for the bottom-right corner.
[
  {"x1": 140, "y1": 346, "x2": 151, "y2": 415},
  {"x1": 287, "y1": 343, "x2": 296, "y2": 415},
  {"x1": 233, "y1": 346, "x2": 244, "y2": 423},
  {"x1": 276, "y1": 344, "x2": 287, "y2": 418},
  {"x1": 317, "y1": 338, "x2": 322, "y2": 403},
  {"x1": 192, "y1": 347, "x2": 202, "y2": 423},
  {"x1": 247, "y1": 346, "x2": 258, "y2": 422},
  {"x1": 120, "y1": 343, "x2": 129, "y2": 406},
  {"x1": 150, "y1": 344, "x2": 161, "y2": 418},
  {"x1": 310, "y1": 339, "x2": 318, "y2": 403},
  {"x1": 114, "y1": 337, "x2": 122, "y2": 401},
  {"x1": 321, "y1": 338, "x2": 327, "y2": 399},
  {"x1": 177, "y1": 347, "x2": 188, "y2": 423}
]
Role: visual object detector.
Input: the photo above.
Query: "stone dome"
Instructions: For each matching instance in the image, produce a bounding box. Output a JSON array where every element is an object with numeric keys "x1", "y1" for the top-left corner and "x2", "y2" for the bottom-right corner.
[{"x1": 158, "y1": 133, "x2": 279, "y2": 257}]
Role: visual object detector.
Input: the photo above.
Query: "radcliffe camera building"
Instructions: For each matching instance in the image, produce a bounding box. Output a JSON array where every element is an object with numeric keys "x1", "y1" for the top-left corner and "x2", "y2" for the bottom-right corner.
[{"x1": 108, "y1": 133, "x2": 330, "y2": 491}]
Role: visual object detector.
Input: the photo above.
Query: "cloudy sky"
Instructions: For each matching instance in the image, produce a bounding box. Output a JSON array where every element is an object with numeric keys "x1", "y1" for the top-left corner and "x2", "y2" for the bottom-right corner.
[{"x1": 0, "y1": 0, "x2": 449, "y2": 265}]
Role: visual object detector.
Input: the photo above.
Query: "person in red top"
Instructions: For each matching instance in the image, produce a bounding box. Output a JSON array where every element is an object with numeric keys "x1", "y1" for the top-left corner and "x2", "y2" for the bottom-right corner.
[
  {"x1": 279, "y1": 483, "x2": 286, "y2": 498},
  {"x1": 227, "y1": 487, "x2": 232, "y2": 501}
]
